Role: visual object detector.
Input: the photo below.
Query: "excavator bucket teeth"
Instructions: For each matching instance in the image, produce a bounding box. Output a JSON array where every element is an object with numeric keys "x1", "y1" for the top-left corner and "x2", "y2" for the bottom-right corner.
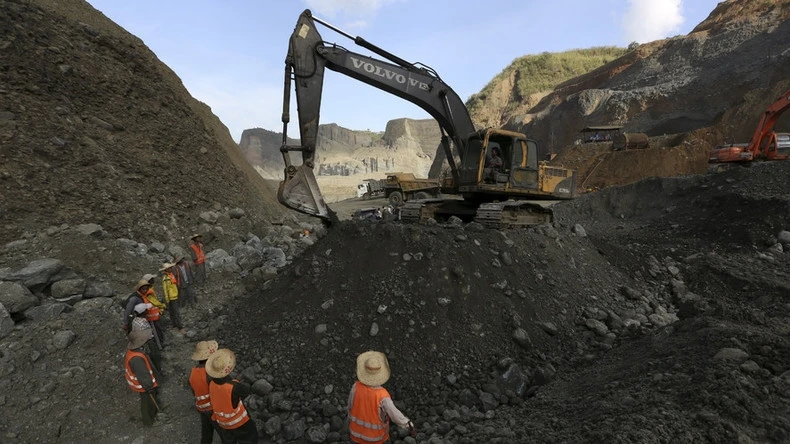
[{"x1": 278, "y1": 165, "x2": 332, "y2": 220}]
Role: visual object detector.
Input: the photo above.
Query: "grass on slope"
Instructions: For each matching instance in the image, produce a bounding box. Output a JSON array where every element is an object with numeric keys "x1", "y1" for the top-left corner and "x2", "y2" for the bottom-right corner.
[{"x1": 467, "y1": 46, "x2": 628, "y2": 113}]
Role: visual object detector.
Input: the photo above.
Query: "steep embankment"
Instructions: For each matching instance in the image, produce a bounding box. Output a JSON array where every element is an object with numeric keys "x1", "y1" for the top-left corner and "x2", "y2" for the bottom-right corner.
[{"x1": 0, "y1": 0, "x2": 285, "y2": 243}]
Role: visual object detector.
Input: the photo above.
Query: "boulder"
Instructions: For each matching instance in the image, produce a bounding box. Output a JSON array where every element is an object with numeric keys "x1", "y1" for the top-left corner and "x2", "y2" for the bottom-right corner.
[
  {"x1": 0, "y1": 303, "x2": 13, "y2": 339},
  {"x1": 51, "y1": 278, "x2": 86, "y2": 299},
  {"x1": 233, "y1": 245, "x2": 264, "y2": 270},
  {"x1": 8, "y1": 258, "x2": 65, "y2": 289},
  {"x1": 84, "y1": 282, "x2": 114, "y2": 299},
  {"x1": 24, "y1": 303, "x2": 72, "y2": 321},
  {"x1": 0, "y1": 281, "x2": 38, "y2": 314}
]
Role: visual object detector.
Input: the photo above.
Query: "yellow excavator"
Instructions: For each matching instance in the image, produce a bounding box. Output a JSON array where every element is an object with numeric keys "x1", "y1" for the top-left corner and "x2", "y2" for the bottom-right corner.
[{"x1": 278, "y1": 10, "x2": 577, "y2": 227}]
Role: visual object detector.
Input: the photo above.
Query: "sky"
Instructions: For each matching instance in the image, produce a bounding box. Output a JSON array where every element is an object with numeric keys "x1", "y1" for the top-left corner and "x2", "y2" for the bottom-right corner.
[{"x1": 85, "y1": 0, "x2": 722, "y2": 143}]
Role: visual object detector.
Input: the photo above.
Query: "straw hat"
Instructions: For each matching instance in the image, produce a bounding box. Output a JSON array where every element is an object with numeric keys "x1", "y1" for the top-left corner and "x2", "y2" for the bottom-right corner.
[
  {"x1": 142, "y1": 273, "x2": 157, "y2": 283},
  {"x1": 205, "y1": 348, "x2": 236, "y2": 378},
  {"x1": 191, "y1": 340, "x2": 219, "y2": 361},
  {"x1": 159, "y1": 262, "x2": 175, "y2": 272},
  {"x1": 191, "y1": 233, "x2": 202, "y2": 240},
  {"x1": 127, "y1": 329, "x2": 152, "y2": 349},
  {"x1": 356, "y1": 351, "x2": 390, "y2": 386},
  {"x1": 134, "y1": 279, "x2": 151, "y2": 291}
]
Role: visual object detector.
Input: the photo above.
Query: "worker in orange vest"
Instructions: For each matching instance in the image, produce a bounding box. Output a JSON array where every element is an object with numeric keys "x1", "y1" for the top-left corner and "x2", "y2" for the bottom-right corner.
[
  {"x1": 189, "y1": 233, "x2": 207, "y2": 285},
  {"x1": 125, "y1": 329, "x2": 162, "y2": 426},
  {"x1": 347, "y1": 351, "x2": 416, "y2": 443},
  {"x1": 137, "y1": 278, "x2": 166, "y2": 351},
  {"x1": 205, "y1": 348, "x2": 258, "y2": 443},
  {"x1": 189, "y1": 340, "x2": 220, "y2": 444}
]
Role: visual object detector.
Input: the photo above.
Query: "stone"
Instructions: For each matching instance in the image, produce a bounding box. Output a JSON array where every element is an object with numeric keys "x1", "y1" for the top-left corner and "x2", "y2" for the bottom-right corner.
[
  {"x1": 714, "y1": 348, "x2": 749, "y2": 362},
  {"x1": 282, "y1": 418, "x2": 306, "y2": 441},
  {"x1": 0, "y1": 281, "x2": 38, "y2": 314},
  {"x1": 572, "y1": 224, "x2": 587, "y2": 237},
  {"x1": 264, "y1": 416, "x2": 281, "y2": 437},
  {"x1": 512, "y1": 328, "x2": 532, "y2": 350},
  {"x1": 83, "y1": 282, "x2": 114, "y2": 299},
  {"x1": 232, "y1": 245, "x2": 264, "y2": 270},
  {"x1": 51, "y1": 278, "x2": 86, "y2": 299},
  {"x1": 53, "y1": 330, "x2": 76, "y2": 350},
  {"x1": 74, "y1": 223, "x2": 104, "y2": 236},
  {"x1": 199, "y1": 211, "x2": 220, "y2": 223},
  {"x1": 0, "y1": 304, "x2": 13, "y2": 339},
  {"x1": 9, "y1": 258, "x2": 65, "y2": 289},
  {"x1": 24, "y1": 303, "x2": 71, "y2": 321},
  {"x1": 306, "y1": 425, "x2": 327, "y2": 443},
  {"x1": 229, "y1": 208, "x2": 246, "y2": 219},
  {"x1": 251, "y1": 378, "x2": 274, "y2": 396},
  {"x1": 585, "y1": 318, "x2": 609, "y2": 336}
]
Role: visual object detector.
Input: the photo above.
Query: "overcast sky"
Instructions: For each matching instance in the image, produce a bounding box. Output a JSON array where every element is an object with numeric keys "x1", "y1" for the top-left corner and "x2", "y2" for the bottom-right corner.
[{"x1": 85, "y1": 0, "x2": 721, "y2": 142}]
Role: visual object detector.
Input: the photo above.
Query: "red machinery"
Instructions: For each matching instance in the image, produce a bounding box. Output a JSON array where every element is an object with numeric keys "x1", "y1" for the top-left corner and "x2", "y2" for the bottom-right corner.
[{"x1": 709, "y1": 89, "x2": 790, "y2": 164}]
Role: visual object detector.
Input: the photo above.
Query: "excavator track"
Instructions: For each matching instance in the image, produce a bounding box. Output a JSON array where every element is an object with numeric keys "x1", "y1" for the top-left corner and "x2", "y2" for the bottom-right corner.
[
  {"x1": 399, "y1": 199, "x2": 553, "y2": 228},
  {"x1": 475, "y1": 201, "x2": 553, "y2": 228}
]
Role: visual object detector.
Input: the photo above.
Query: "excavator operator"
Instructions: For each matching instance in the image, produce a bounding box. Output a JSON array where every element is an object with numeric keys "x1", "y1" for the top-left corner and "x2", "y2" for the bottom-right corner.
[{"x1": 484, "y1": 146, "x2": 504, "y2": 182}]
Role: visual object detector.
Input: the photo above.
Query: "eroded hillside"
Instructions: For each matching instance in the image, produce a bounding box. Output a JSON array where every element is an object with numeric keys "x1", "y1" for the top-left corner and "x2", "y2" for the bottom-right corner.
[{"x1": 0, "y1": 0, "x2": 285, "y2": 243}]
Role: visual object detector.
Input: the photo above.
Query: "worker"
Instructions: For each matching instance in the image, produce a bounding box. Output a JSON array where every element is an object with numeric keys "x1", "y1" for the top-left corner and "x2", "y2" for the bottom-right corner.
[
  {"x1": 125, "y1": 329, "x2": 163, "y2": 426},
  {"x1": 189, "y1": 234, "x2": 207, "y2": 285},
  {"x1": 348, "y1": 350, "x2": 416, "y2": 443},
  {"x1": 189, "y1": 340, "x2": 220, "y2": 444},
  {"x1": 173, "y1": 255, "x2": 197, "y2": 307},
  {"x1": 124, "y1": 278, "x2": 165, "y2": 351},
  {"x1": 140, "y1": 277, "x2": 166, "y2": 350},
  {"x1": 206, "y1": 348, "x2": 258, "y2": 443},
  {"x1": 489, "y1": 147, "x2": 503, "y2": 171},
  {"x1": 161, "y1": 263, "x2": 185, "y2": 334},
  {"x1": 129, "y1": 301, "x2": 163, "y2": 373}
]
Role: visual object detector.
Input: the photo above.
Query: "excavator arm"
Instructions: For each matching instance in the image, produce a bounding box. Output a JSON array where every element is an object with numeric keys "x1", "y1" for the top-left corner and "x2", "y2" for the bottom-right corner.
[
  {"x1": 278, "y1": 9, "x2": 475, "y2": 220},
  {"x1": 747, "y1": 88, "x2": 790, "y2": 158}
]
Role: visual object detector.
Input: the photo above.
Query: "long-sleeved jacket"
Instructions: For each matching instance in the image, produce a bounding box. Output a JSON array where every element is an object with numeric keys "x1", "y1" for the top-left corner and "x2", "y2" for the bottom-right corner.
[
  {"x1": 162, "y1": 272, "x2": 178, "y2": 302},
  {"x1": 123, "y1": 294, "x2": 143, "y2": 333},
  {"x1": 173, "y1": 261, "x2": 194, "y2": 287},
  {"x1": 144, "y1": 287, "x2": 166, "y2": 311}
]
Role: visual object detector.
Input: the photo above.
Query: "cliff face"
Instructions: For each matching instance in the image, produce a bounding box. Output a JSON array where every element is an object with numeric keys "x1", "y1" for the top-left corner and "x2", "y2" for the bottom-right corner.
[{"x1": 239, "y1": 118, "x2": 441, "y2": 201}]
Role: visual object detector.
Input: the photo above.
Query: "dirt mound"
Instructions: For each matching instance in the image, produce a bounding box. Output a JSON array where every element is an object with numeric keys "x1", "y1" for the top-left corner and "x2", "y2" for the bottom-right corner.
[{"x1": 0, "y1": 0, "x2": 284, "y2": 244}]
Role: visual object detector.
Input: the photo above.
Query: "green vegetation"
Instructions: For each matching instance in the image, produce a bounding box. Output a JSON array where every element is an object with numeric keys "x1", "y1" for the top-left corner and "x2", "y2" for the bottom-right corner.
[{"x1": 467, "y1": 46, "x2": 628, "y2": 114}]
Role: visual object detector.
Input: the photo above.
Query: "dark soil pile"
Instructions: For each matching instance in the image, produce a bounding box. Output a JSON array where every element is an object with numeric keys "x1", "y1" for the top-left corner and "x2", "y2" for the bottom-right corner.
[{"x1": 0, "y1": 0, "x2": 284, "y2": 244}]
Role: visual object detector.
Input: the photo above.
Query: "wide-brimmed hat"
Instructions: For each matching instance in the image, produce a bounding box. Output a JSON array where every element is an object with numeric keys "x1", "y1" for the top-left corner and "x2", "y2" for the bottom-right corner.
[
  {"x1": 205, "y1": 348, "x2": 236, "y2": 378},
  {"x1": 134, "y1": 279, "x2": 152, "y2": 291},
  {"x1": 142, "y1": 273, "x2": 157, "y2": 283},
  {"x1": 356, "y1": 351, "x2": 390, "y2": 386},
  {"x1": 127, "y1": 329, "x2": 152, "y2": 349},
  {"x1": 159, "y1": 262, "x2": 175, "y2": 272},
  {"x1": 191, "y1": 233, "x2": 202, "y2": 240},
  {"x1": 191, "y1": 340, "x2": 219, "y2": 361}
]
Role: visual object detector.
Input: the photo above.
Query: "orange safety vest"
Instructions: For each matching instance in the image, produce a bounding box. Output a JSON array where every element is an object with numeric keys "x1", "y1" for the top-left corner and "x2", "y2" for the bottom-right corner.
[
  {"x1": 348, "y1": 381, "x2": 390, "y2": 444},
  {"x1": 190, "y1": 242, "x2": 205, "y2": 265},
  {"x1": 140, "y1": 289, "x2": 160, "y2": 321},
  {"x1": 209, "y1": 380, "x2": 250, "y2": 429},
  {"x1": 189, "y1": 366, "x2": 212, "y2": 412},
  {"x1": 125, "y1": 349, "x2": 158, "y2": 393}
]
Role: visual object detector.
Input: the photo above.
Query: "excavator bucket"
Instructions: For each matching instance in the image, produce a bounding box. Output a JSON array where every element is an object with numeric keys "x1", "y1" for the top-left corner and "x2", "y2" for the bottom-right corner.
[{"x1": 277, "y1": 165, "x2": 331, "y2": 220}]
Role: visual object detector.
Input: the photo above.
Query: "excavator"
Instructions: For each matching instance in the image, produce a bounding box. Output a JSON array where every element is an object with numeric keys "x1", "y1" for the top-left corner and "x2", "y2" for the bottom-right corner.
[
  {"x1": 708, "y1": 88, "x2": 790, "y2": 168},
  {"x1": 277, "y1": 10, "x2": 577, "y2": 227}
]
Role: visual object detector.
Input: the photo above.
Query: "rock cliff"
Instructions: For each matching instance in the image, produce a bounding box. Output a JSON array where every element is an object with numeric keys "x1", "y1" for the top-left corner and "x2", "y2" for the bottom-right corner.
[{"x1": 239, "y1": 118, "x2": 441, "y2": 201}]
